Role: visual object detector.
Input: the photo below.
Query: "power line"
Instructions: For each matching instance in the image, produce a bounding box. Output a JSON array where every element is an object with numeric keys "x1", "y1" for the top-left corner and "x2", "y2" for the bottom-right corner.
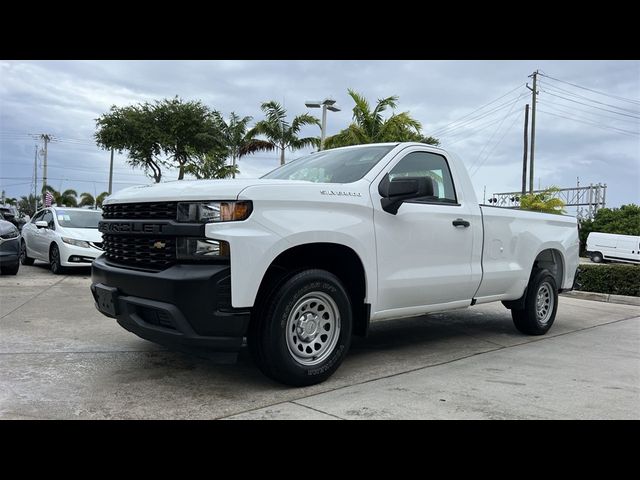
[
  {"x1": 470, "y1": 111, "x2": 522, "y2": 178},
  {"x1": 538, "y1": 100, "x2": 640, "y2": 126},
  {"x1": 540, "y1": 89, "x2": 640, "y2": 120},
  {"x1": 468, "y1": 93, "x2": 528, "y2": 173},
  {"x1": 444, "y1": 109, "x2": 522, "y2": 147},
  {"x1": 431, "y1": 92, "x2": 527, "y2": 137},
  {"x1": 539, "y1": 72, "x2": 640, "y2": 106},
  {"x1": 539, "y1": 80, "x2": 640, "y2": 114},
  {"x1": 426, "y1": 84, "x2": 526, "y2": 135},
  {"x1": 537, "y1": 109, "x2": 640, "y2": 137},
  {"x1": 540, "y1": 84, "x2": 640, "y2": 117}
]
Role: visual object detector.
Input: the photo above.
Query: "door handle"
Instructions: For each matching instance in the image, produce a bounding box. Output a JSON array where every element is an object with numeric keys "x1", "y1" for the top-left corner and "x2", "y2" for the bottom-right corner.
[{"x1": 452, "y1": 218, "x2": 470, "y2": 228}]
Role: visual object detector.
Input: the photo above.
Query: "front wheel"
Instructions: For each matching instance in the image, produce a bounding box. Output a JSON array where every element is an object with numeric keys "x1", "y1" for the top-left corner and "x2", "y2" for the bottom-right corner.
[
  {"x1": 20, "y1": 240, "x2": 35, "y2": 265},
  {"x1": 590, "y1": 252, "x2": 603, "y2": 263},
  {"x1": 248, "y1": 269, "x2": 353, "y2": 387},
  {"x1": 0, "y1": 261, "x2": 19, "y2": 275},
  {"x1": 49, "y1": 244, "x2": 64, "y2": 275},
  {"x1": 511, "y1": 268, "x2": 558, "y2": 335}
]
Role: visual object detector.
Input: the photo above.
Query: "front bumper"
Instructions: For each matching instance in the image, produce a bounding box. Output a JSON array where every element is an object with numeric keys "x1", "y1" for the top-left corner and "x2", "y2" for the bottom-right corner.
[
  {"x1": 59, "y1": 242, "x2": 101, "y2": 267},
  {"x1": 91, "y1": 256, "x2": 250, "y2": 352}
]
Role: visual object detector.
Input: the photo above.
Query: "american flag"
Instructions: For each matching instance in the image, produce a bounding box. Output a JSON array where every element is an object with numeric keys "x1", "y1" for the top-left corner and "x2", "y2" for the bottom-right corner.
[{"x1": 44, "y1": 191, "x2": 54, "y2": 207}]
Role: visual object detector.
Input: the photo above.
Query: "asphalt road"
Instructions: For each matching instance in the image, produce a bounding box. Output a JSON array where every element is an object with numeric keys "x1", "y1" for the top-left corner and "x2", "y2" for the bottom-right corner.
[{"x1": 1, "y1": 262, "x2": 638, "y2": 419}]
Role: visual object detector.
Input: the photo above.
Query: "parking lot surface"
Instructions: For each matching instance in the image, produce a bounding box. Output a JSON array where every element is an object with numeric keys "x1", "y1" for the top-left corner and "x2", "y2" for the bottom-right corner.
[{"x1": 1, "y1": 263, "x2": 638, "y2": 419}]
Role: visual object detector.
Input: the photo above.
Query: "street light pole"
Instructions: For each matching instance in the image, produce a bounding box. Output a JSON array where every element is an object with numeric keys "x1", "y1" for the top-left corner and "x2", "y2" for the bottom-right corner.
[
  {"x1": 305, "y1": 98, "x2": 340, "y2": 151},
  {"x1": 321, "y1": 104, "x2": 328, "y2": 150}
]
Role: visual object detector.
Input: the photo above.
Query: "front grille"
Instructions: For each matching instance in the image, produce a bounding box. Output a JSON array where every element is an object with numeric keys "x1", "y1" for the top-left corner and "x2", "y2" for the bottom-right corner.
[
  {"x1": 103, "y1": 202, "x2": 177, "y2": 220},
  {"x1": 103, "y1": 234, "x2": 176, "y2": 270}
]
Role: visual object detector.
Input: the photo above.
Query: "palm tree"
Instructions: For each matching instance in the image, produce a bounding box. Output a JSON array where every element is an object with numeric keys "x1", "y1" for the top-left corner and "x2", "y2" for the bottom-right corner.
[
  {"x1": 250, "y1": 101, "x2": 320, "y2": 165},
  {"x1": 185, "y1": 150, "x2": 239, "y2": 179},
  {"x1": 96, "y1": 192, "x2": 110, "y2": 208},
  {"x1": 79, "y1": 192, "x2": 95, "y2": 208},
  {"x1": 18, "y1": 194, "x2": 40, "y2": 217},
  {"x1": 44, "y1": 186, "x2": 78, "y2": 207},
  {"x1": 324, "y1": 89, "x2": 439, "y2": 149},
  {"x1": 213, "y1": 112, "x2": 274, "y2": 178}
]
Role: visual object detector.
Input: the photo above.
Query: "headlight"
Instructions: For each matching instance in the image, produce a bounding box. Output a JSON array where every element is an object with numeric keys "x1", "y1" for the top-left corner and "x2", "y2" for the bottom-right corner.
[
  {"x1": 177, "y1": 201, "x2": 252, "y2": 223},
  {"x1": 0, "y1": 226, "x2": 19, "y2": 241},
  {"x1": 61, "y1": 237, "x2": 90, "y2": 248},
  {"x1": 176, "y1": 238, "x2": 230, "y2": 260}
]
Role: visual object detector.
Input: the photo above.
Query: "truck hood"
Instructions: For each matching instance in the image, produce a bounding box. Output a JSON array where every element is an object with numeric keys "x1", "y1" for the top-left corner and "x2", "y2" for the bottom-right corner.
[{"x1": 104, "y1": 179, "x2": 313, "y2": 204}]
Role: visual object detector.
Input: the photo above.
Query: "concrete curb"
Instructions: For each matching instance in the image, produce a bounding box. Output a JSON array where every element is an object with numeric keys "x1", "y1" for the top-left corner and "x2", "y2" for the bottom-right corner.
[{"x1": 561, "y1": 290, "x2": 640, "y2": 306}]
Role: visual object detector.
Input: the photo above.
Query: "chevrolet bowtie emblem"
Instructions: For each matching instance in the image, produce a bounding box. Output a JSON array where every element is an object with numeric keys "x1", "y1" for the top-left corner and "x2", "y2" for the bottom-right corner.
[{"x1": 153, "y1": 241, "x2": 166, "y2": 249}]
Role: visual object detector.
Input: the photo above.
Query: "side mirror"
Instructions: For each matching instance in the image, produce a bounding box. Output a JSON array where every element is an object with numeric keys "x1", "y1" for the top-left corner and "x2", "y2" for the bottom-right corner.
[
  {"x1": 35, "y1": 221, "x2": 48, "y2": 229},
  {"x1": 378, "y1": 175, "x2": 435, "y2": 214}
]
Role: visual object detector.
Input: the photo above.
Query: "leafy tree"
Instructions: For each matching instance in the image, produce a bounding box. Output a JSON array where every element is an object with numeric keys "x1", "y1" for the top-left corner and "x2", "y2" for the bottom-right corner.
[
  {"x1": 96, "y1": 192, "x2": 110, "y2": 208},
  {"x1": 45, "y1": 186, "x2": 78, "y2": 207},
  {"x1": 519, "y1": 187, "x2": 566, "y2": 215},
  {"x1": 3, "y1": 197, "x2": 17, "y2": 206},
  {"x1": 95, "y1": 103, "x2": 165, "y2": 183},
  {"x1": 213, "y1": 112, "x2": 273, "y2": 178},
  {"x1": 250, "y1": 101, "x2": 320, "y2": 165},
  {"x1": 79, "y1": 192, "x2": 95, "y2": 208},
  {"x1": 18, "y1": 194, "x2": 40, "y2": 217},
  {"x1": 154, "y1": 97, "x2": 220, "y2": 180},
  {"x1": 579, "y1": 204, "x2": 640, "y2": 254},
  {"x1": 184, "y1": 150, "x2": 239, "y2": 179},
  {"x1": 324, "y1": 89, "x2": 440, "y2": 149}
]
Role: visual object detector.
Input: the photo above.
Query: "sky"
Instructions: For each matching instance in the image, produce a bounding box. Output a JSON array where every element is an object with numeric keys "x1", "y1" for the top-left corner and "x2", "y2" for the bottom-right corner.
[{"x1": 1, "y1": 60, "x2": 638, "y2": 213}]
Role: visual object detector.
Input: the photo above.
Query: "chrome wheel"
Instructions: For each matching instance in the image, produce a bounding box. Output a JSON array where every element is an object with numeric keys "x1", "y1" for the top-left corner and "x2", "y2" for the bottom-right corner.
[
  {"x1": 286, "y1": 291, "x2": 341, "y2": 366},
  {"x1": 536, "y1": 282, "x2": 554, "y2": 325},
  {"x1": 50, "y1": 245, "x2": 60, "y2": 274}
]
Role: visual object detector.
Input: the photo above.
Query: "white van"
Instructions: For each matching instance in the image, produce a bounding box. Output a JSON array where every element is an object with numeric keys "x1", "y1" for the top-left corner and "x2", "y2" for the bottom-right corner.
[{"x1": 586, "y1": 232, "x2": 640, "y2": 264}]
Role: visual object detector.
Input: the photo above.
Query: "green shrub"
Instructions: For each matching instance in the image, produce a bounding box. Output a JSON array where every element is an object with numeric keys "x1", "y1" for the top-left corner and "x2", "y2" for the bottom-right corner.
[{"x1": 575, "y1": 264, "x2": 640, "y2": 297}]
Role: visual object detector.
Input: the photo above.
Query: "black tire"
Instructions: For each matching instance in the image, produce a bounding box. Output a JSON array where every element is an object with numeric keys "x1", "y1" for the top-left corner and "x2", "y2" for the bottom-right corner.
[
  {"x1": 49, "y1": 243, "x2": 64, "y2": 275},
  {"x1": 248, "y1": 269, "x2": 353, "y2": 387},
  {"x1": 20, "y1": 240, "x2": 35, "y2": 265},
  {"x1": 0, "y1": 261, "x2": 19, "y2": 275},
  {"x1": 511, "y1": 268, "x2": 558, "y2": 335},
  {"x1": 590, "y1": 252, "x2": 603, "y2": 263}
]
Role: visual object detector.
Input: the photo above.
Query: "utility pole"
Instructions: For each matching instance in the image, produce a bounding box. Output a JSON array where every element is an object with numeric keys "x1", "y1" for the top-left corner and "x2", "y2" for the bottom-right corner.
[
  {"x1": 526, "y1": 71, "x2": 539, "y2": 193},
  {"x1": 40, "y1": 134, "x2": 51, "y2": 196},
  {"x1": 34, "y1": 145, "x2": 39, "y2": 212},
  {"x1": 108, "y1": 148, "x2": 114, "y2": 194},
  {"x1": 521, "y1": 103, "x2": 529, "y2": 195}
]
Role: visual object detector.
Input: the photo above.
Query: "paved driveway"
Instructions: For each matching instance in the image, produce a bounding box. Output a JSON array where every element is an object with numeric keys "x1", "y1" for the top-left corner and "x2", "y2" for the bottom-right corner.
[{"x1": 1, "y1": 263, "x2": 638, "y2": 419}]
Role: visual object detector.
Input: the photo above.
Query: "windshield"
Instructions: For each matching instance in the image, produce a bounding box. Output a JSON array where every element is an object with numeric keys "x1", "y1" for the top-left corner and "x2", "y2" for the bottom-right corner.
[
  {"x1": 55, "y1": 209, "x2": 102, "y2": 229},
  {"x1": 262, "y1": 145, "x2": 396, "y2": 183}
]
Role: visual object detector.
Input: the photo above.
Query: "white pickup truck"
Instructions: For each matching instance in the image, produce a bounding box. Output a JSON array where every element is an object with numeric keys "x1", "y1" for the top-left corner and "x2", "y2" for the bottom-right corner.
[{"x1": 91, "y1": 142, "x2": 579, "y2": 386}]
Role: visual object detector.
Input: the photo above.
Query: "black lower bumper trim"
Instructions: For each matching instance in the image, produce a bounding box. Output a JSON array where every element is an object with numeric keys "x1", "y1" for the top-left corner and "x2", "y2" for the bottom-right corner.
[{"x1": 91, "y1": 256, "x2": 249, "y2": 351}]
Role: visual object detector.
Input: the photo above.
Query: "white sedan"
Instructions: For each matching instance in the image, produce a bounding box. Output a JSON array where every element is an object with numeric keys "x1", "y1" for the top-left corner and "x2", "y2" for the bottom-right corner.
[{"x1": 21, "y1": 207, "x2": 104, "y2": 274}]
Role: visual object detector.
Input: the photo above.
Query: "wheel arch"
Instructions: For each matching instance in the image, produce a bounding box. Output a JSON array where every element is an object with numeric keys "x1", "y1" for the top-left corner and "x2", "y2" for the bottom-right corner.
[{"x1": 253, "y1": 242, "x2": 370, "y2": 337}]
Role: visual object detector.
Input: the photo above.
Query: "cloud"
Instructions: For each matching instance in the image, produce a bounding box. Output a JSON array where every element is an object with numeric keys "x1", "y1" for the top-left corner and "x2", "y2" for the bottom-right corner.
[{"x1": 1, "y1": 60, "x2": 638, "y2": 210}]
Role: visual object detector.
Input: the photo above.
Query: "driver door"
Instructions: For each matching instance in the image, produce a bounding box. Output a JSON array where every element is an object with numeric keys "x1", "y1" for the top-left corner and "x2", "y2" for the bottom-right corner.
[{"x1": 370, "y1": 148, "x2": 481, "y2": 314}]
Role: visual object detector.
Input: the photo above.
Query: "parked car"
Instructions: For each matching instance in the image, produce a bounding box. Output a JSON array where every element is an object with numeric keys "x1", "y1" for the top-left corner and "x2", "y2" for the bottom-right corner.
[
  {"x1": 586, "y1": 232, "x2": 640, "y2": 264},
  {"x1": 0, "y1": 218, "x2": 20, "y2": 275},
  {"x1": 21, "y1": 207, "x2": 104, "y2": 274},
  {"x1": 91, "y1": 142, "x2": 579, "y2": 386},
  {"x1": 0, "y1": 205, "x2": 26, "y2": 232}
]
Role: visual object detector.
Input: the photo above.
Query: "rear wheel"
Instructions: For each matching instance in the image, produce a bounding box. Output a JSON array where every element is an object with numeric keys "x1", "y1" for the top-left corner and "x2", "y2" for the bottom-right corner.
[
  {"x1": 20, "y1": 240, "x2": 35, "y2": 265},
  {"x1": 511, "y1": 268, "x2": 558, "y2": 335},
  {"x1": 590, "y1": 252, "x2": 603, "y2": 263},
  {"x1": 49, "y1": 244, "x2": 64, "y2": 275},
  {"x1": 248, "y1": 269, "x2": 352, "y2": 387}
]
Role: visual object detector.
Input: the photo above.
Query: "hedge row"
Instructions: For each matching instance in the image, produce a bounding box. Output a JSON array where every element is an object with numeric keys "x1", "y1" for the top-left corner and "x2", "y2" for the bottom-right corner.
[{"x1": 575, "y1": 263, "x2": 639, "y2": 297}]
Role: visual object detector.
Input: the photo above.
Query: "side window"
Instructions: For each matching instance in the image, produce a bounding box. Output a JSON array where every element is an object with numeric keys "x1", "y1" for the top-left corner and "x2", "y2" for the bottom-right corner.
[
  {"x1": 42, "y1": 211, "x2": 55, "y2": 229},
  {"x1": 32, "y1": 210, "x2": 45, "y2": 223},
  {"x1": 388, "y1": 151, "x2": 457, "y2": 204}
]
